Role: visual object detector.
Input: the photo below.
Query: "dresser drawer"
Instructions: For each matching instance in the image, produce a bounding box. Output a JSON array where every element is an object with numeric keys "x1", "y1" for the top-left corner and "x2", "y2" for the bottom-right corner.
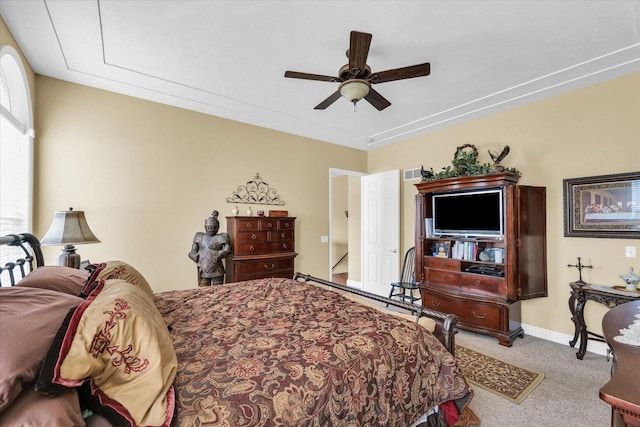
[
  {"x1": 235, "y1": 219, "x2": 262, "y2": 231},
  {"x1": 426, "y1": 256, "x2": 461, "y2": 271},
  {"x1": 426, "y1": 268, "x2": 459, "y2": 287},
  {"x1": 277, "y1": 219, "x2": 295, "y2": 230},
  {"x1": 236, "y1": 231, "x2": 268, "y2": 243},
  {"x1": 269, "y1": 230, "x2": 294, "y2": 241},
  {"x1": 234, "y1": 257, "x2": 294, "y2": 281},
  {"x1": 261, "y1": 218, "x2": 278, "y2": 230},
  {"x1": 235, "y1": 242, "x2": 269, "y2": 254},
  {"x1": 460, "y1": 274, "x2": 505, "y2": 296},
  {"x1": 235, "y1": 268, "x2": 294, "y2": 282},
  {"x1": 456, "y1": 301, "x2": 503, "y2": 330},
  {"x1": 421, "y1": 292, "x2": 504, "y2": 331},
  {"x1": 268, "y1": 240, "x2": 294, "y2": 252}
]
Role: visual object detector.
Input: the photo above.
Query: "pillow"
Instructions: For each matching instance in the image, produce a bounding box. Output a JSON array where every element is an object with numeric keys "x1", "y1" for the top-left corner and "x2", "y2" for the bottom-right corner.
[
  {"x1": 0, "y1": 385, "x2": 84, "y2": 427},
  {"x1": 0, "y1": 287, "x2": 83, "y2": 413},
  {"x1": 82, "y1": 261, "x2": 154, "y2": 297},
  {"x1": 37, "y1": 279, "x2": 177, "y2": 427},
  {"x1": 16, "y1": 265, "x2": 89, "y2": 295}
]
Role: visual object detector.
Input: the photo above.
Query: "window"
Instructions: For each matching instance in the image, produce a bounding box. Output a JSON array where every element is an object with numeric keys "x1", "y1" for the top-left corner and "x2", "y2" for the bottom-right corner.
[{"x1": 0, "y1": 45, "x2": 34, "y2": 281}]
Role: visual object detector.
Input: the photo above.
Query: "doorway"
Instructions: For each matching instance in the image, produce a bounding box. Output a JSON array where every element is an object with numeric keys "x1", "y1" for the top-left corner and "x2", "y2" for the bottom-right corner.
[
  {"x1": 329, "y1": 168, "x2": 365, "y2": 287},
  {"x1": 329, "y1": 168, "x2": 400, "y2": 293}
]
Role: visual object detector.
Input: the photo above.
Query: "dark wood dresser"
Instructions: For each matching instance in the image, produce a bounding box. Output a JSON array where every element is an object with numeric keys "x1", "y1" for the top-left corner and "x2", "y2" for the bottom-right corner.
[
  {"x1": 225, "y1": 216, "x2": 297, "y2": 282},
  {"x1": 600, "y1": 300, "x2": 640, "y2": 427}
]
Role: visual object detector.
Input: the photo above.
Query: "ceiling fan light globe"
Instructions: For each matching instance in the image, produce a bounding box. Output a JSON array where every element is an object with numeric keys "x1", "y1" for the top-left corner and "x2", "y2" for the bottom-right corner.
[{"x1": 339, "y1": 79, "x2": 370, "y2": 103}]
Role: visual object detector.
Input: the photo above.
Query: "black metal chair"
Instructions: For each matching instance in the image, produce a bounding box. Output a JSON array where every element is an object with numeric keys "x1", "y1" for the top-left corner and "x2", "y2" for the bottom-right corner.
[{"x1": 387, "y1": 247, "x2": 420, "y2": 306}]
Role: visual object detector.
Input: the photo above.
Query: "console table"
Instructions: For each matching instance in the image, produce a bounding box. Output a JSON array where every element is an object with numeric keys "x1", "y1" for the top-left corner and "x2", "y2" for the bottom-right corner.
[
  {"x1": 568, "y1": 282, "x2": 640, "y2": 359},
  {"x1": 599, "y1": 300, "x2": 640, "y2": 427}
]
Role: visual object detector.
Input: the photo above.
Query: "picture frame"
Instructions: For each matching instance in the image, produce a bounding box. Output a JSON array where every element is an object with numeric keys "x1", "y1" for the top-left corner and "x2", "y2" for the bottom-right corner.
[
  {"x1": 434, "y1": 241, "x2": 451, "y2": 257},
  {"x1": 563, "y1": 171, "x2": 640, "y2": 239}
]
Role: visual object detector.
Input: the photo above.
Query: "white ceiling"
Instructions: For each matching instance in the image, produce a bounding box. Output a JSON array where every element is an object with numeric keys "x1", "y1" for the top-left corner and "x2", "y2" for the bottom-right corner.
[{"x1": 1, "y1": 1, "x2": 639, "y2": 151}]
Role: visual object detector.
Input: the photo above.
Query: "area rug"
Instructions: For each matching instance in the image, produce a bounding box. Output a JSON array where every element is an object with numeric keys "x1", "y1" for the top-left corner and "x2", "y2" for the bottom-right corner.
[{"x1": 455, "y1": 345, "x2": 544, "y2": 404}]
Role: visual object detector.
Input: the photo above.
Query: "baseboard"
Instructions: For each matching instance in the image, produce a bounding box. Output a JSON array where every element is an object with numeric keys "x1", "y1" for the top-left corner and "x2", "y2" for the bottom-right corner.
[
  {"x1": 346, "y1": 279, "x2": 363, "y2": 289},
  {"x1": 522, "y1": 323, "x2": 609, "y2": 357}
]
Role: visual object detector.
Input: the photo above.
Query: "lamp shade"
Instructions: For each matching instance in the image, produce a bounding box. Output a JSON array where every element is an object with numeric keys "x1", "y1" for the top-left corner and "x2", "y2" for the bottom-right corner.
[
  {"x1": 339, "y1": 79, "x2": 371, "y2": 103},
  {"x1": 41, "y1": 208, "x2": 100, "y2": 245}
]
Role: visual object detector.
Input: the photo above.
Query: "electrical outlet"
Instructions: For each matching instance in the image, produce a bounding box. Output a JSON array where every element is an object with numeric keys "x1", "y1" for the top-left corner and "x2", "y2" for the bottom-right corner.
[
  {"x1": 625, "y1": 246, "x2": 637, "y2": 258},
  {"x1": 320, "y1": 235, "x2": 328, "y2": 243}
]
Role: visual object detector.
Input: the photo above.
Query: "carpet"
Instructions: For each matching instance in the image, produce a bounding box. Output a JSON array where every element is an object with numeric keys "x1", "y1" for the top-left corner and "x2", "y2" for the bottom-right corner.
[{"x1": 455, "y1": 345, "x2": 544, "y2": 404}]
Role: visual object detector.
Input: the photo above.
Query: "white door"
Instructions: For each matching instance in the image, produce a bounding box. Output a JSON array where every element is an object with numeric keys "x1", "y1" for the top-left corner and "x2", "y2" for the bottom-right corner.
[{"x1": 361, "y1": 170, "x2": 400, "y2": 297}]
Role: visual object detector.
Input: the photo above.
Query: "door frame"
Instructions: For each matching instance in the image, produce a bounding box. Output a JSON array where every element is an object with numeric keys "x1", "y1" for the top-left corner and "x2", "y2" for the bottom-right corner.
[{"x1": 329, "y1": 168, "x2": 366, "y2": 283}]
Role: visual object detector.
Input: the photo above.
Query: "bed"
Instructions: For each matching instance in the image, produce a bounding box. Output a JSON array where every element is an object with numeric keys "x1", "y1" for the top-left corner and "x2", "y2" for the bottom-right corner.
[{"x1": 0, "y1": 233, "x2": 472, "y2": 427}]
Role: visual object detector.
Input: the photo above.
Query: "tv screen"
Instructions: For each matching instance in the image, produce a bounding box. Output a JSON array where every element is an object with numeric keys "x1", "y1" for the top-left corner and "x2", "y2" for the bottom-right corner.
[{"x1": 432, "y1": 189, "x2": 503, "y2": 238}]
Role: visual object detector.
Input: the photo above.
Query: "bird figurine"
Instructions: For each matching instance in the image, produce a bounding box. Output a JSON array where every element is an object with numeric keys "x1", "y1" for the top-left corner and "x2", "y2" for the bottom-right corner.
[
  {"x1": 488, "y1": 145, "x2": 510, "y2": 171},
  {"x1": 420, "y1": 165, "x2": 434, "y2": 181}
]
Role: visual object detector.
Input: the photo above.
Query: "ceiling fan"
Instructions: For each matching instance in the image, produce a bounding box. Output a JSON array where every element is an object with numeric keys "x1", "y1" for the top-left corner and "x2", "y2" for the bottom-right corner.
[{"x1": 284, "y1": 30, "x2": 430, "y2": 111}]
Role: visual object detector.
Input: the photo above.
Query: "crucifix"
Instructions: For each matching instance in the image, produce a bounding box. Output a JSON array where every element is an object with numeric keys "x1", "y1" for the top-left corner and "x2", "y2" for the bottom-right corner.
[{"x1": 567, "y1": 257, "x2": 593, "y2": 285}]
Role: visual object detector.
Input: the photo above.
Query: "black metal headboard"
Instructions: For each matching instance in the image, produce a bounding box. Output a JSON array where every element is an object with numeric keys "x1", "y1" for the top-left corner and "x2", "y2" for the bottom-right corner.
[{"x1": 0, "y1": 233, "x2": 44, "y2": 286}]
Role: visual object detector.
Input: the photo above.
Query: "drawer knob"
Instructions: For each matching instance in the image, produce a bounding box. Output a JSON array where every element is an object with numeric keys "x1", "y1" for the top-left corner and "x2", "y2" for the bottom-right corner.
[
  {"x1": 431, "y1": 300, "x2": 441, "y2": 308},
  {"x1": 264, "y1": 263, "x2": 275, "y2": 270},
  {"x1": 251, "y1": 234, "x2": 257, "y2": 240},
  {"x1": 472, "y1": 311, "x2": 487, "y2": 319},
  {"x1": 440, "y1": 274, "x2": 446, "y2": 280},
  {"x1": 249, "y1": 245, "x2": 255, "y2": 251},
  {"x1": 281, "y1": 233, "x2": 286, "y2": 238},
  {"x1": 474, "y1": 280, "x2": 481, "y2": 286},
  {"x1": 282, "y1": 243, "x2": 288, "y2": 249},
  {"x1": 246, "y1": 223, "x2": 252, "y2": 228},
  {"x1": 285, "y1": 223, "x2": 290, "y2": 228},
  {"x1": 268, "y1": 223, "x2": 273, "y2": 228}
]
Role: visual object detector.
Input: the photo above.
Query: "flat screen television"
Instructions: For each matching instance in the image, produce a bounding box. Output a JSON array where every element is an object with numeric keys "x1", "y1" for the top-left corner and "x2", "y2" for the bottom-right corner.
[{"x1": 432, "y1": 188, "x2": 504, "y2": 238}]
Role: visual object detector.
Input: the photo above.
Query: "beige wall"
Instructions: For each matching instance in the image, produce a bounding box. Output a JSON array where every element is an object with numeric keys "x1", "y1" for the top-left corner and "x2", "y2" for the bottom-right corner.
[
  {"x1": 368, "y1": 72, "x2": 640, "y2": 337},
  {"x1": 34, "y1": 77, "x2": 367, "y2": 291}
]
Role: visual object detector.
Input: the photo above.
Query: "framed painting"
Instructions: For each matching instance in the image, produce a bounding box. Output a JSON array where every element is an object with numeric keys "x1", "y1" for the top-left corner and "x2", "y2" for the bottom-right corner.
[{"x1": 563, "y1": 171, "x2": 640, "y2": 239}]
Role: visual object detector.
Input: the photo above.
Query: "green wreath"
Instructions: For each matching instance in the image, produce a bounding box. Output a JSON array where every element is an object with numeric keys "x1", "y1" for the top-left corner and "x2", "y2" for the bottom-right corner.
[{"x1": 452, "y1": 144, "x2": 479, "y2": 175}]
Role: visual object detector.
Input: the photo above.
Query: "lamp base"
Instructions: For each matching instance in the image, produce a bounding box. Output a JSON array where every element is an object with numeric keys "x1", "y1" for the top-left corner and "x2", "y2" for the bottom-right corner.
[{"x1": 58, "y1": 244, "x2": 81, "y2": 269}]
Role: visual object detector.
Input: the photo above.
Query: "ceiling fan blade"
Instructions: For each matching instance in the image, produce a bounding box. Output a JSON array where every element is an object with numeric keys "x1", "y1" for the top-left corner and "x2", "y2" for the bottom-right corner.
[
  {"x1": 314, "y1": 91, "x2": 342, "y2": 110},
  {"x1": 364, "y1": 88, "x2": 391, "y2": 111},
  {"x1": 284, "y1": 71, "x2": 342, "y2": 82},
  {"x1": 348, "y1": 31, "x2": 372, "y2": 76},
  {"x1": 369, "y1": 63, "x2": 431, "y2": 84}
]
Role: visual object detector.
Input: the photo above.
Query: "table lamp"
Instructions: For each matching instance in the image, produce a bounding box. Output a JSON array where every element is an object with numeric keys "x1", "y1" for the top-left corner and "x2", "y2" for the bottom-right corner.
[{"x1": 40, "y1": 207, "x2": 100, "y2": 268}]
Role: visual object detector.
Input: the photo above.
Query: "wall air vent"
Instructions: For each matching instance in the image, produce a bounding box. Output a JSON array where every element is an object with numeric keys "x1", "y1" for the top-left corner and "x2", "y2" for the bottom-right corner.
[{"x1": 403, "y1": 168, "x2": 422, "y2": 181}]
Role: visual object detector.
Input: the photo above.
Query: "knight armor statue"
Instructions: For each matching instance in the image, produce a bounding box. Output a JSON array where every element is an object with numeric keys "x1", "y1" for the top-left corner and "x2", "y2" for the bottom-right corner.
[{"x1": 188, "y1": 211, "x2": 231, "y2": 286}]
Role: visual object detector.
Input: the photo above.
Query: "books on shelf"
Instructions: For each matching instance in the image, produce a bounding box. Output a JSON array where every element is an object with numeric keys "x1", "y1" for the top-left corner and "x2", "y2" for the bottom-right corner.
[
  {"x1": 424, "y1": 218, "x2": 433, "y2": 237},
  {"x1": 451, "y1": 240, "x2": 479, "y2": 261}
]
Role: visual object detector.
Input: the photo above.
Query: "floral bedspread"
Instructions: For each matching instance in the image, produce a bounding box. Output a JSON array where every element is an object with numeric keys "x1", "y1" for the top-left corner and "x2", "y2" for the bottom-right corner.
[{"x1": 154, "y1": 277, "x2": 471, "y2": 426}]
